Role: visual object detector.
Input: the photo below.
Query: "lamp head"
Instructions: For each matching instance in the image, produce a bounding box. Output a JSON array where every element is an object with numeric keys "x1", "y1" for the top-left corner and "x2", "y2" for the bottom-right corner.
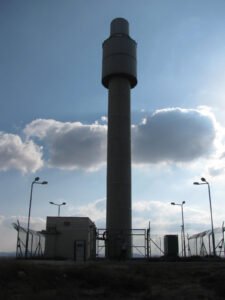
[
  {"x1": 193, "y1": 182, "x2": 200, "y2": 185},
  {"x1": 62, "y1": 202, "x2": 66, "y2": 205},
  {"x1": 49, "y1": 201, "x2": 54, "y2": 204},
  {"x1": 182, "y1": 201, "x2": 185, "y2": 204},
  {"x1": 42, "y1": 181, "x2": 48, "y2": 185},
  {"x1": 201, "y1": 177, "x2": 206, "y2": 182},
  {"x1": 35, "y1": 177, "x2": 40, "y2": 182},
  {"x1": 171, "y1": 202, "x2": 175, "y2": 205}
]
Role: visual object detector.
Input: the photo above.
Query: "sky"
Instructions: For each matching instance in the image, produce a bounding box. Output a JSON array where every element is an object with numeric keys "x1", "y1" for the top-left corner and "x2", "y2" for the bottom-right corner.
[{"x1": 1, "y1": 0, "x2": 225, "y2": 252}]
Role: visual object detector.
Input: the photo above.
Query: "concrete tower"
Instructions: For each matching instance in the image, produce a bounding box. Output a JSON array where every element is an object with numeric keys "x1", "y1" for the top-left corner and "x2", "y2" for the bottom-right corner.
[{"x1": 102, "y1": 18, "x2": 137, "y2": 259}]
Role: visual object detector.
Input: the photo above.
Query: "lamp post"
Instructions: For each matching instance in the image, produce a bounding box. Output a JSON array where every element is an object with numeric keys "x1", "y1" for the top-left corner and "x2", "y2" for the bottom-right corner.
[
  {"x1": 193, "y1": 177, "x2": 216, "y2": 256},
  {"x1": 171, "y1": 201, "x2": 186, "y2": 257},
  {"x1": 25, "y1": 177, "x2": 48, "y2": 258},
  {"x1": 49, "y1": 201, "x2": 66, "y2": 216}
]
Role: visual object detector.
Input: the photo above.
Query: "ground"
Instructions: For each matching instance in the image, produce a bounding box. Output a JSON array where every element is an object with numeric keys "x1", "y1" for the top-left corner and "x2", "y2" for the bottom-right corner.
[{"x1": 0, "y1": 257, "x2": 225, "y2": 299}]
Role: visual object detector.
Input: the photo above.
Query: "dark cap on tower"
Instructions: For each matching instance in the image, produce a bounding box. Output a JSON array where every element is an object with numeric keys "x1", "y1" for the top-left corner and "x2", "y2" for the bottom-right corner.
[
  {"x1": 110, "y1": 18, "x2": 129, "y2": 35},
  {"x1": 102, "y1": 18, "x2": 137, "y2": 89}
]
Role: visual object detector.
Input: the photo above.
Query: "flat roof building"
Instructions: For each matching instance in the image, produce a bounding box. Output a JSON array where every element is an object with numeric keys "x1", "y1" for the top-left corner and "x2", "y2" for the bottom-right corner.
[{"x1": 44, "y1": 217, "x2": 96, "y2": 261}]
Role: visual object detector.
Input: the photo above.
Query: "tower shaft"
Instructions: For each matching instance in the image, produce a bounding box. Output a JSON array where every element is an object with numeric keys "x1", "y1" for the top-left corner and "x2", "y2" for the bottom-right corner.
[
  {"x1": 107, "y1": 77, "x2": 131, "y2": 258},
  {"x1": 102, "y1": 18, "x2": 137, "y2": 259}
]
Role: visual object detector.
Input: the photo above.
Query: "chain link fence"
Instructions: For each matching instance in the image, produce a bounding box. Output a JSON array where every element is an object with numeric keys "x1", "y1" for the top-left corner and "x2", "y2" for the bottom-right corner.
[
  {"x1": 12, "y1": 220, "x2": 45, "y2": 258},
  {"x1": 13, "y1": 219, "x2": 225, "y2": 259},
  {"x1": 187, "y1": 224, "x2": 225, "y2": 257}
]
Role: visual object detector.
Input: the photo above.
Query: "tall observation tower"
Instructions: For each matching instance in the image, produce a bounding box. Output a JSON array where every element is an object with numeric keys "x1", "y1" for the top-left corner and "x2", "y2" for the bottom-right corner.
[{"x1": 102, "y1": 18, "x2": 137, "y2": 259}]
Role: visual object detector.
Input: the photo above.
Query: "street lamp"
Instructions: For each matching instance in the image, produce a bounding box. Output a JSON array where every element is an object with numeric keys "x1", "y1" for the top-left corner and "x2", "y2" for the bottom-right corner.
[
  {"x1": 25, "y1": 177, "x2": 48, "y2": 258},
  {"x1": 49, "y1": 201, "x2": 66, "y2": 216},
  {"x1": 193, "y1": 177, "x2": 216, "y2": 256},
  {"x1": 171, "y1": 201, "x2": 186, "y2": 257}
]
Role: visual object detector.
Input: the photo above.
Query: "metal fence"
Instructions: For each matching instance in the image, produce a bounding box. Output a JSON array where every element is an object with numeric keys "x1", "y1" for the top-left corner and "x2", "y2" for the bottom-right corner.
[
  {"x1": 14, "y1": 219, "x2": 225, "y2": 259},
  {"x1": 12, "y1": 220, "x2": 45, "y2": 258},
  {"x1": 187, "y1": 223, "x2": 225, "y2": 257},
  {"x1": 96, "y1": 228, "x2": 164, "y2": 258},
  {"x1": 97, "y1": 224, "x2": 225, "y2": 258}
]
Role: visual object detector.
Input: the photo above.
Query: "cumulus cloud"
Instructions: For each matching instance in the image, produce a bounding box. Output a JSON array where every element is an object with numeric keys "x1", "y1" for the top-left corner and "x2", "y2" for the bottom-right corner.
[
  {"x1": 22, "y1": 107, "x2": 219, "y2": 171},
  {"x1": 24, "y1": 119, "x2": 107, "y2": 171},
  {"x1": 0, "y1": 132, "x2": 43, "y2": 173},
  {"x1": 0, "y1": 106, "x2": 220, "y2": 173},
  {"x1": 132, "y1": 107, "x2": 217, "y2": 164}
]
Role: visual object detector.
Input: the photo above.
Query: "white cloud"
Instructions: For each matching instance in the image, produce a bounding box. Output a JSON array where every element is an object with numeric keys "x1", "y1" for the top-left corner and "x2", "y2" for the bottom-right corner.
[
  {"x1": 23, "y1": 107, "x2": 221, "y2": 172},
  {"x1": 192, "y1": 107, "x2": 225, "y2": 179},
  {"x1": 0, "y1": 132, "x2": 43, "y2": 173},
  {"x1": 0, "y1": 106, "x2": 222, "y2": 173},
  {"x1": 24, "y1": 119, "x2": 107, "y2": 171},
  {"x1": 69, "y1": 198, "x2": 106, "y2": 228},
  {"x1": 132, "y1": 107, "x2": 217, "y2": 164}
]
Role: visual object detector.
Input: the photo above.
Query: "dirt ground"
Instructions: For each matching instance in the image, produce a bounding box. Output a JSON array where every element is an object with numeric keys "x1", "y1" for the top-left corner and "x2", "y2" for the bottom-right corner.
[{"x1": 0, "y1": 257, "x2": 225, "y2": 299}]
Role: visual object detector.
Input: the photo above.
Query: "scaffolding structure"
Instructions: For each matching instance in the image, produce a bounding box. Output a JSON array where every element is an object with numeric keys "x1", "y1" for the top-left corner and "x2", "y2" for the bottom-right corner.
[
  {"x1": 12, "y1": 220, "x2": 45, "y2": 258},
  {"x1": 187, "y1": 222, "x2": 225, "y2": 257},
  {"x1": 96, "y1": 224, "x2": 164, "y2": 259}
]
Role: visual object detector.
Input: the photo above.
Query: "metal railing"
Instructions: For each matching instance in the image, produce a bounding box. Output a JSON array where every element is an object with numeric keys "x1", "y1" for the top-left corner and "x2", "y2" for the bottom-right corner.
[{"x1": 96, "y1": 227, "x2": 164, "y2": 258}]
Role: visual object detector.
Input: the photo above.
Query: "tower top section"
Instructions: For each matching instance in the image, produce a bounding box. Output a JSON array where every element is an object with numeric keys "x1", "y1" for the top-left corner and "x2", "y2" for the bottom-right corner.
[
  {"x1": 110, "y1": 18, "x2": 129, "y2": 35},
  {"x1": 102, "y1": 18, "x2": 137, "y2": 89}
]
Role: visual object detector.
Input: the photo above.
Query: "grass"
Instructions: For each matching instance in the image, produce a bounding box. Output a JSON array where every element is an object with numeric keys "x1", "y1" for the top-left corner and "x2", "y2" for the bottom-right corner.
[{"x1": 0, "y1": 257, "x2": 225, "y2": 299}]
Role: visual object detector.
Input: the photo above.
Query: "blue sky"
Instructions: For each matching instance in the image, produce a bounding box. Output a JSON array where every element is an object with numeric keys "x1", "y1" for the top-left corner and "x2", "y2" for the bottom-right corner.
[{"x1": 1, "y1": 0, "x2": 225, "y2": 252}]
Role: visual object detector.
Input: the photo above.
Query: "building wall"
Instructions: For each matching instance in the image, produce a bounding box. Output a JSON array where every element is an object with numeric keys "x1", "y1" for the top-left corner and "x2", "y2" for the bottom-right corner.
[{"x1": 45, "y1": 217, "x2": 96, "y2": 260}]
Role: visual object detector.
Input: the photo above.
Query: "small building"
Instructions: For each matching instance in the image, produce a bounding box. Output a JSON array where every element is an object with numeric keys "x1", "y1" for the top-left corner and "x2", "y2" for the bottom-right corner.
[
  {"x1": 164, "y1": 235, "x2": 179, "y2": 256},
  {"x1": 44, "y1": 217, "x2": 96, "y2": 261}
]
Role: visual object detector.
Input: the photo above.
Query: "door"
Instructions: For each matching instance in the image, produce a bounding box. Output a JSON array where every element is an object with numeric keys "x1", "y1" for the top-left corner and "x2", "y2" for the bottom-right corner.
[{"x1": 74, "y1": 240, "x2": 86, "y2": 261}]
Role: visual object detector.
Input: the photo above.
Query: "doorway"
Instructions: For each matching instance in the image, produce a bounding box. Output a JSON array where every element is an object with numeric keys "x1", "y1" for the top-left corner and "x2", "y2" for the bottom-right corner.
[{"x1": 74, "y1": 240, "x2": 86, "y2": 261}]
